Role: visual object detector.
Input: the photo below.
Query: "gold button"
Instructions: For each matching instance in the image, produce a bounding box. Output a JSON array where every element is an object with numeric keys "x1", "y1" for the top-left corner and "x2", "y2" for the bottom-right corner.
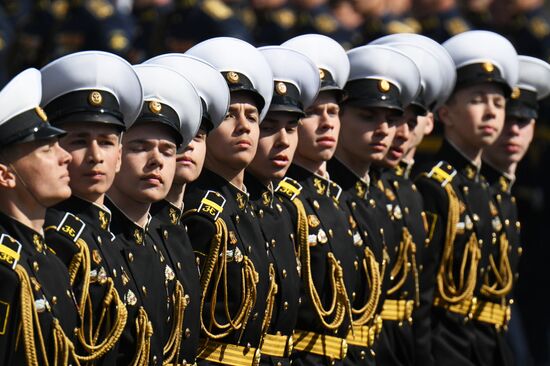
[
  {"x1": 259, "y1": 209, "x2": 264, "y2": 218},
  {"x1": 351, "y1": 202, "x2": 357, "y2": 209},
  {"x1": 128, "y1": 253, "x2": 134, "y2": 262},
  {"x1": 283, "y1": 301, "x2": 289, "y2": 310},
  {"x1": 277, "y1": 362, "x2": 283, "y2": 366},
  {"x1": 51, "y1": 296, "x2": 57, "y2": 305},
  {"x1": 313, "y1": 200, "x2": 320, "y2": 210},
  {"x1": 142, "y1": 286, "x2": 147, "y2": 296},
  {"x1": 360, "y1": 351, "x2": 366, "y2": 359},
  {"x1": 33, "y1": 261, "x2": 39, "y2": 272},
  {"x1": 505, "y1": 219, "x2": 510, "y2": 227},
  {"x1": 185, "y1": 328, "x2": 191, "y2": 338},
  {"x1": 236, "y1": 215, "x2": 240, "y2": 223},
  {"x1": 271, "y1": 239, "x2": 276, "y2": 247},
  {"x1": 328, "y1": 229, "x2": 333, "y2": 237},
  {"x1": 282, "y1": 269, "x2": 287, "y2": 278},
  {"x1": 404, "y1": 207, "x2": 409, "y2": 215},
  {"x1": 163, "y1": 230, "x2": 168, "y2": 239},
  {"x1": 178, "y1": 262, "x2": 182, "y2": 270}
]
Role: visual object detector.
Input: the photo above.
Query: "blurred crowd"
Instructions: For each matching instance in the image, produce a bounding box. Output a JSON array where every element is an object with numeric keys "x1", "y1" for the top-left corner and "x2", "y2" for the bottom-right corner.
[
  {"x1": 1, "y1": 0, "x2": 550, "y2": 80},
  {"x1": 2, "y1": 0, "x2": 550, "y2": 365}
]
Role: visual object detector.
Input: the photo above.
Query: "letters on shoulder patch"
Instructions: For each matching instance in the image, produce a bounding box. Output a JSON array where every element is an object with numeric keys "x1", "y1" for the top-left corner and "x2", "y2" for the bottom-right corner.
[
  {"x1": 0, "y1": 234, "x2": 22, "y2": 269},
  {"x1": 56, "y1": 212, "x2": 86, "y2": 242},
  {"x1": 275, "y1": 177, "x2": 303, "y2": 201},
  {"x1": 198, "y1": 190, "x2": 226, "y2": 221}
]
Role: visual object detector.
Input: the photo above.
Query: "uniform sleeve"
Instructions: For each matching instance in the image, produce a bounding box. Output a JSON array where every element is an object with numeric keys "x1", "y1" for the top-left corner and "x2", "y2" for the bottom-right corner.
[
  {"x1": 182, "y1": 214, "x2": 217, "y2": 261},
  {"x1": 412, "y1": 175, "x2": 450, "y2": 366},
  {"x1": 0, "y1": 267, "x2": 20, "y2": 365}
]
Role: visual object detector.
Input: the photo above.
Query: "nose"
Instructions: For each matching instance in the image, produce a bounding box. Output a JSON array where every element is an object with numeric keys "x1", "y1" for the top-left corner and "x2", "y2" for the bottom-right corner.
[
  {"x1": 275, "y1": 128, "x2": 291, "y2": 148},
  {"x1": 57, "y1": 143, "x2": 72, "y2": 165},
  {"x1": 148, "y1": 147, "x2": 164, "y2": 169},
  {"x1": 88, "y1": 140, "x2": 103, "y2": 163},
  {"x1": 319, "y1": 108, "x2": 335, "y2": 130},
  {"x1": 235, "y1": 109, "x2": 252, "y2": 134}
]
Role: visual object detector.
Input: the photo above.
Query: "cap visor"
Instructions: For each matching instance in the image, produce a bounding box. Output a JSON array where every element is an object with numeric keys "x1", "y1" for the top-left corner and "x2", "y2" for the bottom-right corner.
[{"x1": 51, "y1": 112, "x2": 126, "y2": 130}]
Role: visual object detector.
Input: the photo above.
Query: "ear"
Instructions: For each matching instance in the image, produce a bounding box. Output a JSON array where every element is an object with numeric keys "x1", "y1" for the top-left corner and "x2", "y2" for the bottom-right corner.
[
  {"x1": 0, "y1": 163, "x2": 17, "y2": 189},
  {"x1": 424, "y1": 112, "x2": 435, "y2": 135},
  {"x1": 115, "y1": 143, "x2": 122, "y2": 174},
  {"x1": 436, "y1": 105, "x2": 453, "y2": 128}
]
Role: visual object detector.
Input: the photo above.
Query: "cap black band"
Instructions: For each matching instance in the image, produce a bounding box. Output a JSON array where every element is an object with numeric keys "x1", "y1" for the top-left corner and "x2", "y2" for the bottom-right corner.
[
  {"x1": 136, "y1": 101, "x2": 183, "y2": 145},
  {"x1": 44, "y1": 90, "x2": 125, "y2": 129},
  {"x1": 455, "y1": 62, "x2": 511, "y2": 96},
  {"x1": 506, "y1": 88, "x2": 539, "y2": 119},
  {"x1": 199, "y1": 98, "x2": 214, "y2": 132},
  {"x1": 409, "y1": 86, "x2": 428, "y2": 117},
  {"x1": 269, "y1": 81, "x2": 304, "y2": 116},
  {"x1": 344, "y1": 79, "x2": 403, "y2": 112},
  {"x1": 0, "y1": 108, "x2": 65, "y2": 147},
  {"x1": 222, "y1": 71, "x2": 265, "y2": 112}
]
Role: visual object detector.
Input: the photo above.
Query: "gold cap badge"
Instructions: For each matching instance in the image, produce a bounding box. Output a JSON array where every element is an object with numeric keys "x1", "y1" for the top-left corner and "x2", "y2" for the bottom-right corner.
[
  {"x1": 378, "y1": 79, "x2": 391, "y2": 93},
  {"x1": 276, "y1": 82, "x2": 287, "y2": 95},
  {"x1": 482, "y1": 62, "x2": 494, "y2": 73},
  {"x1": 88, "y1": 91, "x2": 103, "y2": 106},
  {"x1": 511, "y1": 87, "x2": 521, "y2": 100},
  {"x1": 319, "y1": 68, "x2": 326, "y2": 80},
  {"x1": 148, "y1": 100, "x2": 162, "y2": 114},
  {"x1": 226, "y1": 71, "x2": 240, "y2": 84}
]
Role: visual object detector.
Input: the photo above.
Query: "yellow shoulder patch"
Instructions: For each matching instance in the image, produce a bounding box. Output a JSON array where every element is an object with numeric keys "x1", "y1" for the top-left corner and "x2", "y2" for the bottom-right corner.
[
  {"x1": 198, "y1": 190, "x2": 226, "y2": 221},
  {"x1": 0, "y1": 234, "x2": 22, "y2": 270},
  {"x1": 54, "y1": 212, "x2": 86, "y2": 243},
  {"x1": 426, "y1": 161, "x2": 457, "y2": 187},
  {"x1": 201, "y1": 0, "x2": 233, "y2": 21},
  {"x1": 275, "y1": 177, "x2": 303, "y2": 201}
]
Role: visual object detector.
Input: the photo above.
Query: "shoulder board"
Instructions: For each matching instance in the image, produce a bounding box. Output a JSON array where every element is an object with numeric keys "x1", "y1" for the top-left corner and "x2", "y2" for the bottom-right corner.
[
  {"x1": 273, "y1": 9, "x2": 296, "y2": 28},
  {"x1": 385, "y1": 20, "x2": 416, "y2": 34},
  {"x1": 201, "y1": 0, "x2": 233, "y2": 20},
  {"x1": 53, "y1": 212, "x2": 86, "y2": 243},
  {"x1": 86, "y1": 0, "x2": 115, "y2": 19},
  {"x1": 198, "y1": 190, "x2": 226, "y2": 221},
  {"x1": 529, "y1": 16, "x2": 550, "y2": 39},
  {"x1": 426, "y1": 161, "x2": 457, "y2": 187},
  {"x1": 108, "y1": 30, "x2": 130, "y2": 51},
  {"x1": 275, "y1": 177, "x2": 303, "y2": 201},
  {"x1": 444, "y1": 16, "x2": 470, "y2": 35},
  {"x1": 0, "y1": 233, "x2": 22, "y2": 270},
  {"x1": 314, "y1": 14, "x2": 338, "y2": 33}
]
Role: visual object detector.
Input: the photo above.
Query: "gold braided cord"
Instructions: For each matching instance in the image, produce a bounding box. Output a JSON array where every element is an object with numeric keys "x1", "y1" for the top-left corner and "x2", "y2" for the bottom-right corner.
[
  {"x1": 130, "y1": 307, "x2": 154, "y2": 366},
  {"x1": 387, "y1": 228, "x2": 420, "y2": 305},
  {"x1": 480, "y1": 233, "x2": 513, "y2": 298},
  {"x1": 74, "y1": 278, "x2": 128, "y2": 362},
  {"x1": 436, "y1": 184, "x2": 481, "y2": 304},
  {"x1": 260, "y1": 264, "x2": 278, "y2": 337},
  {"x1": 163, "y1": 281, "x2": 187, "y2": 364},
  {"x1": 62, "y1": 237, "x2": 128, "y2": 362},
  {"x1": 15, "y1": 264, "x2": 82, "y2": 366},
  {"x1": 292, "y1": 197, "x2": 350, "y2": 330},
  {"x1": 351, "y1": 247, "x2": 381, "y2": 326},
  {"x1": 181, "y1": 209, "x2": 259, "y2": 340}
]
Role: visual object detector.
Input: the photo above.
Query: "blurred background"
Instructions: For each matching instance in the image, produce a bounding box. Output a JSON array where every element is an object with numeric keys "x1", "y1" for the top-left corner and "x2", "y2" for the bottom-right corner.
[{"x1": 1, "y1": 0, "x2": 550, "y2": 364}]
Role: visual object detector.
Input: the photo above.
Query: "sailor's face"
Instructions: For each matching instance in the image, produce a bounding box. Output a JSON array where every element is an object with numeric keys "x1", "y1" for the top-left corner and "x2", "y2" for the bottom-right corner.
[
  {"x1": 3, "y1": 139, "x2": 72, "y2": 207},
  {"x1": 59, "y1": 122, "x2": 122, "y2": 204},
  {"x1": 114, "y1": 123, "x2": 178, "y2": 203},
  {"x1": 297, "y1": 92, "x2": 341, "y2": 164}
]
